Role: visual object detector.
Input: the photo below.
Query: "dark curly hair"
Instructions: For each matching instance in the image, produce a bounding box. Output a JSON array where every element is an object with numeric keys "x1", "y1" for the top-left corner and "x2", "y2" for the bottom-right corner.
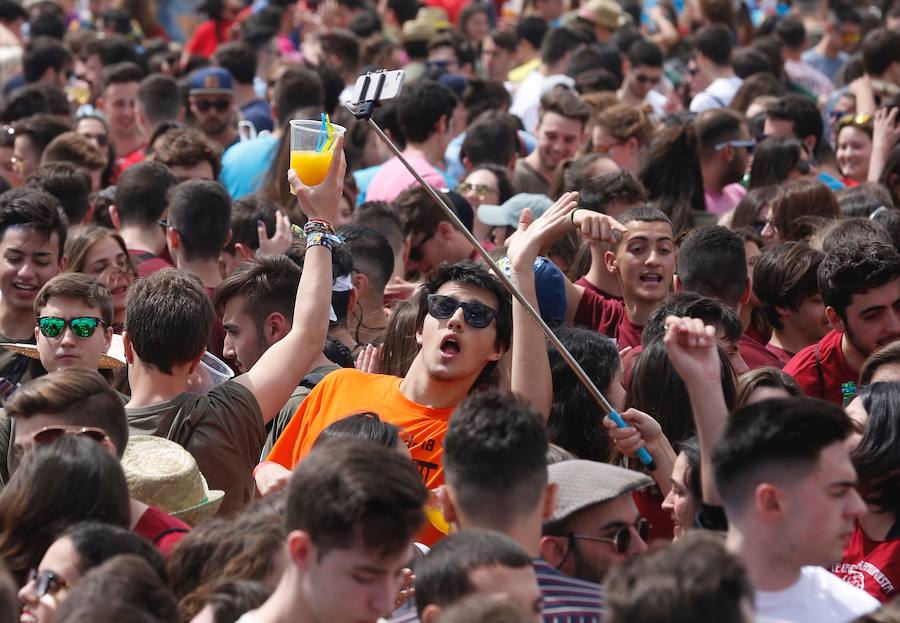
[{"x1": 818, "y1": 241, "x2": 900, "y2": 320}]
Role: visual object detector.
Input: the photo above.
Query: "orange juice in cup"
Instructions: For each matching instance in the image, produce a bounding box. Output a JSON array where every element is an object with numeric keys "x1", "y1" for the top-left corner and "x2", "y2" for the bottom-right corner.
[{"x1": 289, "y1": 118, "x2": 346, "y2": 190}]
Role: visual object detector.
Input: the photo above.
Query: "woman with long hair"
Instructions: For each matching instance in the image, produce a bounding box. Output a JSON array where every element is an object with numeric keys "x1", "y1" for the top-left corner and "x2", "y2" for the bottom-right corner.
[
  {"x1": 64, "y1": 226, "x2": 136, "y2": 332},
  {"x1": 0, "y1": 436, "x2": 130, "y2": 587},
  {"x1": 761, "y1": 178, "x2": 840, "y2": 245},
  {"x1": 835, "y1": 382, "x2": 900, "y2": 602},
  {"x1": 748, "y1": 135, "x2": 814, "y2": 190},
  {"x1": 638, "y1": 124, "x2": 712, "y2": 233}
]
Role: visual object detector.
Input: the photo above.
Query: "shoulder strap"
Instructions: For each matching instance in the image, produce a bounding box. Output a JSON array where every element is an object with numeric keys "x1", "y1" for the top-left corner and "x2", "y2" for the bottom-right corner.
[{"x1": 814, "y1": 342, "x2": 826, "y2": 400}]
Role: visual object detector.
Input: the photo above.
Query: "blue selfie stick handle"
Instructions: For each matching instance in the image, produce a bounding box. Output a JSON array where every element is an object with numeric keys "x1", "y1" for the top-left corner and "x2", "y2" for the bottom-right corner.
[{"x1": 608, "y1": 410, "x2": 657, "y2": 471}]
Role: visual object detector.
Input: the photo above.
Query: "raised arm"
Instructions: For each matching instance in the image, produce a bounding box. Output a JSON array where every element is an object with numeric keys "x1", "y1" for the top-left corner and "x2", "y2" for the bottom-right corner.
[
  {"x1": 235, "y1": 136, "x2": 346, "y2": 422},
  {"x1": 506, "y1": 194, "x2": 626, "y2": 419},
  {"x1": 662, "y1": 316, "x2": 728, "y2": 506}
]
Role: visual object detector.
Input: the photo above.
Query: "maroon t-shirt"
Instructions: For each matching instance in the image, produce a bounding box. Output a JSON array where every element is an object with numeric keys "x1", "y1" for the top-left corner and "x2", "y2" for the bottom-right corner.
[
  {"x1": 133, "y1": 506, "x2": 190, "y2": 557},
  {"x1": 765, "y1": 343, "x2": 794, "y2": 368},
  {"x1": 574, "y1": 276, "x2": 623, "y2": 301},
  {"x1": 573, "y1": 289, "x2": 644, "y2": 349},
  {"x1": 784, "y1": 330, "x2": 858, "y2": 405},
  {"x1": 739, "y1": 325, "x2": 783, "y2": 371}
]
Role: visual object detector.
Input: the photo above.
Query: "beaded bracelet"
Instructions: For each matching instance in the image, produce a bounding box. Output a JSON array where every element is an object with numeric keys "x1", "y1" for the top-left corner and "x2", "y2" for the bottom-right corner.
[{"x1": 304, "y1": 219, "x2": 335, "y2": 236}]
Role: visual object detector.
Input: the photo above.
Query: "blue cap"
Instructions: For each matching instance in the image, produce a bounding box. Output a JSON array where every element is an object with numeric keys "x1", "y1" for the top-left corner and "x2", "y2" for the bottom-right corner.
[
  {"x1": 189, "y1": 67, "x2": 234, "y2": 95},
  {"x1": 496, "y1": 256, "x2": 567, "y2": 323}
]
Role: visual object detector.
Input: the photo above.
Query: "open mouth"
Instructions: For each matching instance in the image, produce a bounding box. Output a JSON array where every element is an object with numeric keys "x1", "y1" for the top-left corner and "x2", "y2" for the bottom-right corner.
[
  {"x1": 440, "y1": 336, "x2": 461, "y2": 356},
  {"x1": 12, "y1": 283, "x2": 37, "y2": 293},
  {"x1": 640, "y1": 273, "x2": 664, "y2": 285}
]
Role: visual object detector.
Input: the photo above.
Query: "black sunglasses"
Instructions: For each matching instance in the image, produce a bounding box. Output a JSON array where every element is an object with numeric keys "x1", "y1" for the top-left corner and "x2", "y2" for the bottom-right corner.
[
  {"x1": 194, "y1": 99, "x2": 230, "y2": 113},
  {"x1": 38, "y1": 316, "x2": 105, "y2": 339},
  {"x1": 27, "y1": 569, "x2": 69, "y2": 598},
  {"x1": 81, "y1": 131, "x2": 109, "y2": 147},
  {"x1": 634, "y1": 73, "x2": 659, "y2": 85},
  {"x1": 568, "y1": 518, "x2": 650, "y2": 555},
  {"x1": 796, "y1": 159, "x2": 811, "y2": 175},
  {"x1": 408, "y1": 230, "x2": 436, "y2": 263},
  {"x1": 427, "y1": 294, "x2": 497, "y2": 329}
]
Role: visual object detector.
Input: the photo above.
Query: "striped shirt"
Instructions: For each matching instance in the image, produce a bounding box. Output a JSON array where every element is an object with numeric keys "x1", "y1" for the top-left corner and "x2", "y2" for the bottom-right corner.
[
  {"x1": 389, "y1": 559, "x2": 605, "y2": 623},
  {"x1": 534, "y1": 558, "x2": 606, "y2": 623}
]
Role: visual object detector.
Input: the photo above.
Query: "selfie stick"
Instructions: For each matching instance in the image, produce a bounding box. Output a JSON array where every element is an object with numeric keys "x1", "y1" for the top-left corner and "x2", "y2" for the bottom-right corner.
[{"x1": 346, "y1": 71, "x2": 656, "y2": 471}]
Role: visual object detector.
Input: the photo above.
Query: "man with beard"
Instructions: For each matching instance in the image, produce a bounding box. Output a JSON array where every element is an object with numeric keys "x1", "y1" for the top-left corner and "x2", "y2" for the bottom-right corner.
[
  {"x1": 695, "y1": 109, "x2": 751, "y2": 218},
  {"x1": 188, "y1": 67, "x2": 239, "y2": 151},
  {"x1": 540, "y1": 460, "x2": 652, "y2": 584},
  {"x1": 512, "y1": 90, "x2": 591, "y2": 197},
  {"x1": 785, "y1": 241, "x2": 900, "y2": 405}
]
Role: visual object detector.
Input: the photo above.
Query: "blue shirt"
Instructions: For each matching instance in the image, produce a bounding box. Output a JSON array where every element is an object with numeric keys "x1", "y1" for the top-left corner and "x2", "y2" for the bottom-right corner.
[
  {"x1": 220, "y1": 134, "x2": 279, "y2": 199},
  {"x1": 802, "y1": 49, "x2": 848, "y2": 83}
]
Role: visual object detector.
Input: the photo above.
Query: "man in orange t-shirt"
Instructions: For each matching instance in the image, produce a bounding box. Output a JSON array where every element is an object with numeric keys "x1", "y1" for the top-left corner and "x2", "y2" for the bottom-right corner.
[
  {"x1": 256, "y1": 192, "x2": 624, "y2": 508},
  {"x1": 261, "y1": 260, "x2": 515, "y2": 493}
]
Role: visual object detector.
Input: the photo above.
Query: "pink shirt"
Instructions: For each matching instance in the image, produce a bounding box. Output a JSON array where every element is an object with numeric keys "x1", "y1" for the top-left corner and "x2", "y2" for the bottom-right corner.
[
  {"x1": 705, "y1": 183, "x2": 747, "y2": 217},
  {"x1": 366, "y1": 153, "x2": 449, "y2": 203}
]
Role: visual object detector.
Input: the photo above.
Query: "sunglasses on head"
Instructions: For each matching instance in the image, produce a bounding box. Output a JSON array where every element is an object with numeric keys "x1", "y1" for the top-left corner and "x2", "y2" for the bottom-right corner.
[
  {"x1": 796, "y1": 159, "x2": 811, "y2": 175},
  {"x1": 427, "y1": 293, "x2": 497, "y2": 329},
  {"x1": 31, "y1": 425, "x2": 109, "y2": 446},
  {"x1": 194, "y1": 99, "x2": 230, "y2": 113},
  {"x1": 15, "y1": 425, "x2": 108, "y2": 464},
  {"x1": 38, "y1": 316, "x2": 105, "y2": 339},
  {"x1": 715, "y1": 139, "x2": 755, "y2": 154},
  {"x1": 838, "y1": 112, "x2": 872, "y2": 128},
  {"x1": 567, "y1": 517, "x2": 651, "y2": 555},
  {"x1": 26, "y1": 569, "x2": 69, "y2": 598},
  {"x1": 457, "y1": 182, "x2": 498, "y2": 199}
]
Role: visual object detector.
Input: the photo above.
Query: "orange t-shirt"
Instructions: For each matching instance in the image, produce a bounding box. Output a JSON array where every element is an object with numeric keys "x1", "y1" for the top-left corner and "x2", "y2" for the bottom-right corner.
[
  {"x1": 266, "y1": 369, "x2": 455, "y2": 545},
  {"x1": 267, "y1": 368, "x2": 455, "y2": 489}
]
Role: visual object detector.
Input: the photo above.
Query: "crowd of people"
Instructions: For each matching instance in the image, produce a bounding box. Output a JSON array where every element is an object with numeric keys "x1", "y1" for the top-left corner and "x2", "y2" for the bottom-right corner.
[{"x1": 0, "y1": 0, "x2": 899, "y2": 621}]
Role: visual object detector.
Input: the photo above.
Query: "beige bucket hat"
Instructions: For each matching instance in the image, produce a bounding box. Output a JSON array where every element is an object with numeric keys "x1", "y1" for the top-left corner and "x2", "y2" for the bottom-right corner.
[
  {"x1": 122, "y1": 435, "x2": 224, "y2": 526},
  {"x1": 0, "y1": 333, "x2": 127, "y2": 369}
]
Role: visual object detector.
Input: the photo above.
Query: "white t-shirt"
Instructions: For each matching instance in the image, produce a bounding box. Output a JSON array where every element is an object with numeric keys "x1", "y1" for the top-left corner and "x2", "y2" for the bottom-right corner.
[
  {"x1": 689, "y1": 76, "x2": 743, "y2": 113},
  {"x1": 756, "y1": 566, "x2": 880, "y2": 623},
  {"x1": 510, "y1": 71, "x2": 575, "y2": 134},
  {"x1": 235, "y1": 613, "x2": 262, "y2": 623}
]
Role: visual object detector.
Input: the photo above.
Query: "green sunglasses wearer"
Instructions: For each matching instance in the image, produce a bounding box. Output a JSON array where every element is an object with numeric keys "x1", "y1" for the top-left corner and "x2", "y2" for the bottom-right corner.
[{"x1": 38, "y1": 316, "x2": 105, "y2": 339}]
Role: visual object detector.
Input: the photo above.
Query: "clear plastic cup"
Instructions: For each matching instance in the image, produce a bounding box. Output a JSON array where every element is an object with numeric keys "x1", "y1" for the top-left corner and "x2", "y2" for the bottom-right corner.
[
  {"x1": 289, "y1": 119, "x2": 346, "y2": 187},
  {"x1": 187, "y1": 351, "x2": 235, "y2": 394}
]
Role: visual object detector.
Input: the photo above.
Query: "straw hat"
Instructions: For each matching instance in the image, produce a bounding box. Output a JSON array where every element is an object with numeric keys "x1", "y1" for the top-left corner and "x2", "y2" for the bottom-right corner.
[
  {"x1": 122, "y1": 435, "x2": 224, "y2": 526},
  {"x1": 577, "y1": 0, "x2": 629, "y2": 30},
  {"x1": 0, "y1": 333, "x2": 126, "y2": 369}
]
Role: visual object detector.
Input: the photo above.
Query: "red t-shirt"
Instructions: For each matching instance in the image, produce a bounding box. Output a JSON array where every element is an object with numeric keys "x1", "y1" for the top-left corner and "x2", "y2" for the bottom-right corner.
[
  {"x1": 739, "y1": 327, "x2": 783, "y2": 370},
  {"x1": 783, "y1": 330, "x2": 858, "y2": 405},
  {"x1": 574, "y1": 277, "x2": 623, "y2": 301},
  {"x1": 765, "y1": 343, "x2": 794, "y2": 368},
  {"x1": 117, "y1": 147, "x2": 145, "y2": 173},
  {"x1": 573, "y1": 289, "x2": 644, "y2": 349},
  {"x1": 129, "y1": 249, "x2": 174, "y2": 278},
  {"x1": 185, "y1": 19, "x2": 234, "y2": 57},
  {"x1": 832, "y1": 523, "x2": 900, "y2": 602},
  {"x1": 133, "y1": 506, "x2": 190, "y2": 557}
]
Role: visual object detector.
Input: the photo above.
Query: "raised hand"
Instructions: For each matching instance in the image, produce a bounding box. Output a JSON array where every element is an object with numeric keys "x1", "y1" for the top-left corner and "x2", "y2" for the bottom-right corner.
[
  {"x1": 257, "y1": 210, "x2": 293, "y2": 256},
  {"x1": 663, "y1": 315, "x2": 721, "y2": 388},
  {"x1": 571, "y1": 207, "x2": 628, "y2": 244},
  {"x1": 505, "y1": 191, "x2": 579, "y2": 270},
  {"x1": 355, "y1": 343, "x2": 381, "y2": 374},
  {"x1": 288, "y1": 135, "x2": 346, "y2": 224}
]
